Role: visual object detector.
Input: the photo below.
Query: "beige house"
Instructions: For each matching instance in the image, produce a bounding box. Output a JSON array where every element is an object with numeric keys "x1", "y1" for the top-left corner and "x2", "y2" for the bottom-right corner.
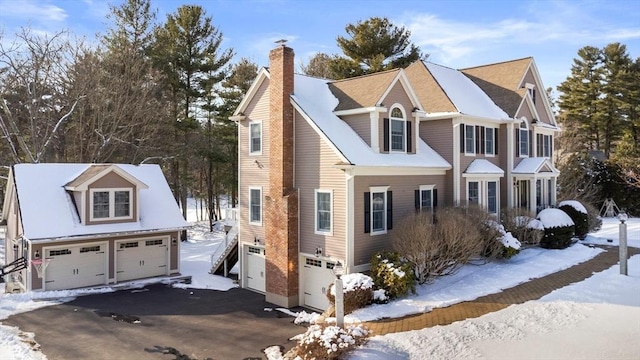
[
  {"x1": 231, "y1": 44, "x2": 559, "y2": 310},
  {"x1": 1, "y1": 163, "x2": 188, "y2": 292}
]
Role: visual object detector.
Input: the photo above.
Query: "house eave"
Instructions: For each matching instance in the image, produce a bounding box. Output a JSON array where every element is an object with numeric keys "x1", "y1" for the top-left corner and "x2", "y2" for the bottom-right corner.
[
  {"x1": 333, "y1": 106, "x2": 387, "y2": 116},
  {"x1": 27, "y1": 226, "x2": 190, "y2": 244},
  {"x1": 334, "y1": 164, "x2": 450, "y2": 176}
]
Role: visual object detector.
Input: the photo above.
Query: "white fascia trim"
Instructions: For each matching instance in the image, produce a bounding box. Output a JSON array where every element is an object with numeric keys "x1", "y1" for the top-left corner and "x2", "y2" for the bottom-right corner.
[
  {"x1": 66, "y1": 165, "x2": 148, "y2": 192},
  {"x1": 379, "y1": 70, "x2": 424, "y2": 112},
  {"x1": 455, "y1": 114, "x2": 513, "y2": 126},
  {"x1": 526, "y1": 60, "x2": 558, "y2": 126},
  {"x1": 27, "y1": 228, "x2": 186, "y2": 244},
  {"x1": 233, "y1": 67, "x2": 269, "y2": 117},
  {"x1": 423, "y1": 112, "x2": 460, "y2": 121},
  {"x1": 333, "y1": 106, "x2": 387, "y2": 116},
  {"x1": 462, "y1": 172, "x2": 505, "y2": 178},
  {"x1": 291, "y1": 100, "x2": 351, "y2": 164},
  {"x1": 335, "y1": 165, "x2": 449, "y2": 176}
]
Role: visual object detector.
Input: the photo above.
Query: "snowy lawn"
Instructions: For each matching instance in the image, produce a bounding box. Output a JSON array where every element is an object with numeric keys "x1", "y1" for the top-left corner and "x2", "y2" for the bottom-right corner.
[{"x1": 1, "y1": 217, "x2": 638, "y2": 359}]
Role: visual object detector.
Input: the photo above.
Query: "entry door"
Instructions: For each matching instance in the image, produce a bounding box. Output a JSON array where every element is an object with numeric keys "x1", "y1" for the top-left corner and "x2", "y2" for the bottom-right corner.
[{"x1": 246, "y1": 246, "x2": 265, "y2": 292}]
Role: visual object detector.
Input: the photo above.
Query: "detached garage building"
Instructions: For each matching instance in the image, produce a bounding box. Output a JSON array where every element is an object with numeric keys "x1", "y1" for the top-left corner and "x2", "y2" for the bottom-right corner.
[{"x1": 2, "y1": 163, "x2": 188, "y2": 292}]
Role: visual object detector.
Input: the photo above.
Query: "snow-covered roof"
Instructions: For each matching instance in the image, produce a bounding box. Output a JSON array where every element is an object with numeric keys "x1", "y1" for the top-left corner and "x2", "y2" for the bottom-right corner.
[
  {"x1": 425, "y1": 62, "x2": 510, "y2": 120},
  {"x1": 12, "y1": 163, "x2": 188, "y2": 241},
  {"x1": 513, "y1": 157, "x2": 559, "y2": 174},
  {"x1": 463, "y1": 159, "x2": 504, "y2": 175},
  {"x1": 292, "y1": 74, "x2": 451, "y2": 169}
]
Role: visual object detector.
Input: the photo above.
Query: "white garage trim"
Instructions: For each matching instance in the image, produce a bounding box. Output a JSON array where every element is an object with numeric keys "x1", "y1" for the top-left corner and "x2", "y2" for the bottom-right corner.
[
  {"x1": 42, "y1": 241, "x2": 108, "y2": 291},
  {"x1": 115, "y1": 235, "x2": 170, "y2": 282}
]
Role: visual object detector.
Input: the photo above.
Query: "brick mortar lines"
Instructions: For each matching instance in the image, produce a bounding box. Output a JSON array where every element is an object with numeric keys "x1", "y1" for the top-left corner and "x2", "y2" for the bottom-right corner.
[{"x1": 364, "y1": 245, "x2": 640, "y2": 336}]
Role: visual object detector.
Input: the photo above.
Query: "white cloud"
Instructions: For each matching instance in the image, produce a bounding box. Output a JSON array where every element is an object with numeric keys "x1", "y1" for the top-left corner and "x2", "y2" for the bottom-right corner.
[{"x1": 0, "y1": 0, "x2": 67, "y2": 22}]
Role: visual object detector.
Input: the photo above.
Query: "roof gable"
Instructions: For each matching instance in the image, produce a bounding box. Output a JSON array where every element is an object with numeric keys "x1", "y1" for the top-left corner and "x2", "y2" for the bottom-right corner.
[
  {"x1": 513, "y1": 157, "x2": 559, "y2": 174},
  {"x1": 405, "y1": 61, "x2": 457, "y2": 114},
  {"x1": 65, "y1": 164, "x2": 148, "y2": 191},
  {"x1": 330, "y1": 69, "x2": 400, "y2": 111},
  {"x1": 232, "y1": 67, "x2": 270, "y2": 117}
]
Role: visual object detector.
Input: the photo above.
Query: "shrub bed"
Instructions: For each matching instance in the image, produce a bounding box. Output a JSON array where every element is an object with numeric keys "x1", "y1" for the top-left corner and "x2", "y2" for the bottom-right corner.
[
  {"x1": 370, "y1": 251, "x2": 416, "y2": 300},
  {"x1": 559, "y1": 200, "x2": 589, "y2": 239},
  {"x1": 287, "y1": 324, "x2": 369, "y2": 360}
]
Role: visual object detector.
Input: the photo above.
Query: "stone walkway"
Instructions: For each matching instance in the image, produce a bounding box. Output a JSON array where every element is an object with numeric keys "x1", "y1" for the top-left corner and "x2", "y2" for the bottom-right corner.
[{"x1": 364, "y1": 245, "x2": 640, "y2": 336}]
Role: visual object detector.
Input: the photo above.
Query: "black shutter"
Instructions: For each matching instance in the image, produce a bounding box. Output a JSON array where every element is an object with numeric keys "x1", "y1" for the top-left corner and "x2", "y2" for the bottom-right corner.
[
  {"x1": 407, "y1": 121, "x2": 412, "y2": 153},
  {"x1": 433, "y1": 189, "x2": 438, "y2": 208},
  {"x1": 386, "y1": 191, "x2": 393, "y2": 230},
  {"x1": 475, "y1": 126, "x2": 480, "y2": 154},
  {"x1": 515, "y1": 128, "x2": 520, "y2": 157},
  {"x1": 415, "y1": 189, "x2": 420, "y2": 211},
  {"x1": 364, "y1": 192, "x2": 370, "y2": 233},
  {"x1": 495, "y1": 128, "x2": 499, "y2": 155},
  {"x1": 383, "y1": 118, "x2": 390, "y2": 152},
  {"x1": 460, "y1": 124, "x2": 465, "y2": 153}
]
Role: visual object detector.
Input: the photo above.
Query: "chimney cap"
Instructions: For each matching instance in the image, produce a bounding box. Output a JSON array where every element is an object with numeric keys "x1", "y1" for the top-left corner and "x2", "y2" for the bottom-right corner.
[{"x1": 275, "y1": 39, "x2": 288, "y2": 47}]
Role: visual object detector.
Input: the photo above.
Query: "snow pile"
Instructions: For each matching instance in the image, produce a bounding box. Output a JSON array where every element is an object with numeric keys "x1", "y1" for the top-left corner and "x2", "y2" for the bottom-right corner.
[
  {"x1": 500, "y1": 231, "x2": 521, "y2": 250},
  {"x1": 373, "y1": 289, "x2": 388, "y2": 302},
  {"x1": 330, "y1": 273, "x2": 374, "y2": 296},
  {"x1": 537, "y1": 208, "x2": 574, "y2": 228},
  {"x1": 559, "y1": 200, "x2": 588, "y2": 214},
  {"x1": 294, "y1": 310, "x2": 321, "y2": 325}
]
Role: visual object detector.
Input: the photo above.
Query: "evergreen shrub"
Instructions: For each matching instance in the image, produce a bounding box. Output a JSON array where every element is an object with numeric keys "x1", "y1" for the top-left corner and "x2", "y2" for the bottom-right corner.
[
  {"x1": 559, "y1": 200, "x2": 589, "y2": 239},
  {"x1": 537, "y1": 208, "x2": 575, "y2": 249},
  {"x1": 370, "y1": 251, "x2": 416, "y2": 300}
]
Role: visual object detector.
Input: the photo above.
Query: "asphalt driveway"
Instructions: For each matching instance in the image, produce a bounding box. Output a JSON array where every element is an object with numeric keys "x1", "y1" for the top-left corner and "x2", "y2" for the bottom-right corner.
[{"x1": 4, "y1": 284, "x2": 305, "y2": 360}]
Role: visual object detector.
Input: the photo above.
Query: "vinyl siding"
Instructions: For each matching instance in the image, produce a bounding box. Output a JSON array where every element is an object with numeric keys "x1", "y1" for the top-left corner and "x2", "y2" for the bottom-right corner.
[
  {"x1": 239, "y1": 79, "x2": 270, "y2": 245},
  {"x1": 353, "y1": 174, "x2": 446, "y2": 267},
  {"x1": 420, "y1": 119, "x2": 453, "y2": 164},
  {"x1": 295, "y1": 110, "x2": 347, "y2": 260},
  {"x1": 341, "y1": 114, "x2": 371, "y2": 146}
]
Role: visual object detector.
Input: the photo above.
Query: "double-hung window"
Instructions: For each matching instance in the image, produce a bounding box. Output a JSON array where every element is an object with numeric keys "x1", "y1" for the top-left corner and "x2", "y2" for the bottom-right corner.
[
  {"x1": 365, "y1": 186, "x2": 391, "y2": 235},
  {"x1": 249, "y1": 122, "x2": 262, "y2": 155},
  {"x1": 90, "y1": 188, "x2": 133, "y2": 221},
  {"x1": 542, "y1": 135, "x2": 552, "y2": 157},
  {"x1": 315, "y1": 190, "x2": 332, "y2": 234},
  {"x1": 249, "y1": 187, "x2": 262, "y2": 225},
  {"x1": 465, "y1": 124, "x2": 475, "y2": 155},
  {"x1": 418, "y1": 185, "x2": 435, "y2": 211},
  {"x1": 518, "y1": 121, "x2": 529, "y2": 157},
  {"x1": 485, "y1": 127, "x2": 496, "y2": 155},
  {"x1": 487, "y1": 181, "x2": 497, "y2": 214},
  {"x1": 390, "y1": 107, "x2": 405, "y2": 152},
  {"x1": 468, "y1": 181, "x2": 479, "y2": 205}
]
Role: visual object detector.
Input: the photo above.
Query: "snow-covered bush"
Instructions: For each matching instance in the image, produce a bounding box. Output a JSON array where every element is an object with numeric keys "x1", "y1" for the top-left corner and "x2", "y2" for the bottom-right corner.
[
  {"x1": 501, "y1": 208, "x2": 544, "y2": 246},
  {"x1": 559, "y1": 200, "x2": 589, "y2": 239},
  {"x1": 287, "y1": 324, "x2": 369, "y2": 360},
  {"x1": 488, "y1": 221, "x2": 521, "y2": 259},
  {"x1": 392, "y1": 209, "x2": 485, "y2": 284},
  {"x1": 537, "y1": 208, "x2": 575, "y2": 249},
  {"x1": 370, "y1": 251, "x2": 416, "y2": 301},
  {"x1": 326, "y1": 273, "x2": 373, "y2": 315}
]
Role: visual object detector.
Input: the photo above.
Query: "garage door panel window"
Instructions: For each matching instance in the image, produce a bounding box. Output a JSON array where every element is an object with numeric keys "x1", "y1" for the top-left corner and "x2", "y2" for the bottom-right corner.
[
  {"x1": 80, "y1": 246, "x2": 101, "y2": 253},
  {"x1": 49, "y1": 249, "x2": 71, "y2": 256},
  {"x1": 90, "y1": 188, "x2": 133, "y2": 222},
  {"x1": 146, "y1": 239, "x2": 163, "y2": 246},
  {"x1": 120, "y1": 242, "x2": 139, "y2": 249}
]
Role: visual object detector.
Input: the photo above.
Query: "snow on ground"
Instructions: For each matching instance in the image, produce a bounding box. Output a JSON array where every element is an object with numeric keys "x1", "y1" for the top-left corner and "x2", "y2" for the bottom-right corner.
[{"x1": 1, "y1": 215, "x2": 638, "y2": 360}]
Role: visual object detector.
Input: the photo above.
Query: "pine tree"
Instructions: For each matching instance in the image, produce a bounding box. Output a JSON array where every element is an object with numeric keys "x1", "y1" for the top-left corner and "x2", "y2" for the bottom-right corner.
[
  {"x1": 329, "y1": 17, "x2": 426, "y2": 79},
  {"x1": 300, "y1": 52, "x2": 333, "y2": 78}
]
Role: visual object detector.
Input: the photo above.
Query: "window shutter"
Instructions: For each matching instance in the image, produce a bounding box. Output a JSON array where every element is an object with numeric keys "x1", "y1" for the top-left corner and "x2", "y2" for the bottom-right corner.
[
  {"x1": 415, "y1": 189, "x2": 420, "y2": 211},
  {"x1": 515, "y1": 129, "x2": 520, "y2": 157},
  {"x1": 364, "y1": 192, "x2": 370, "y2": 233},
  {"x1": 386, "y1": 191, "x2": 393, "y2": 230},
  {"x1": 433, "y1": 189, "x2": 438, "y2": 208},
  {"x1": 460, "y1": 124, "x2": 465, "y2": 153},
  {"x1": 475, "y1": 126, "x2": 481, "y2": 154},
  {"x1": 406, "y1": 121, "x2": 412, "y2": 153},
  {"x1": 383, "y1": 118, "x2": 390, "y2": 152},
  {"x1": 494, "y1": 128, "x2": 499, "y2": 155}
]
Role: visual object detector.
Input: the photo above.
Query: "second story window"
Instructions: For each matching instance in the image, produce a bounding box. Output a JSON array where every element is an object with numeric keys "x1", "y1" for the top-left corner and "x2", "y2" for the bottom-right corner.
[
  {"x1": 390, "y1": 107, "x2": 405, "y2": 152},
  {"x1": 485, "y1": 127, "x2": 497, "y2": 155},
  {"x1": 537, "y1": 134, "x2": 553, "y2": 157},
  {"x1": 90, "y1": 188, "x2": 133, "y2": 221},
  {"x1": 518, "y1": 121, "x2": 529, "y2": 157},
  {"x1": 465, "y1": 124, "x2": 475, "y2": 155},
  {"x1": 250, "y1": 122, "x2": 262, "y2": 155}
]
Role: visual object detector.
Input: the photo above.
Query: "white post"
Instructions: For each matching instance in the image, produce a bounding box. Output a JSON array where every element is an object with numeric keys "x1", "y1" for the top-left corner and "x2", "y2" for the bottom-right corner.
[
  {"x1": 335, "y1": 277, "x2": 344, "y2": 328},
  {"x1": 619, "y1": 212, "x2": 628, "y2": 276}
]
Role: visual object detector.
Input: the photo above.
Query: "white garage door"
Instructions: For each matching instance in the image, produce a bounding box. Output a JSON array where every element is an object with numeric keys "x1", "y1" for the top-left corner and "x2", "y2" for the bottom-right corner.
[
  {"x1": 116, "y1": 238, "x2": 167, "y2": 282},
  {"x1": 303, "y1": 257, "x2": 336, "y2": 311},
  {"x1": 246, "y1": 246, "x2": 265, "y2": 293},
  {"x1": 44, "y1": 243, "x2": 107, "y2": 291}
]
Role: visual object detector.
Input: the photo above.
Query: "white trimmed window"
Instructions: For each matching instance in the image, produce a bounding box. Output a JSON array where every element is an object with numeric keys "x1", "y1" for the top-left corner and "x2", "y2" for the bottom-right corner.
[
  {"x1": 366, "y1": 186, "x2": 390, "y2": 235},
  {"x1": 518, "y1": 121, "x2": 529, "y2": 157},
  {"x1": 90, "y1": 188, "x2": 133, "y2": 221},
  {"x1": 485, "y1": 127, "x2": 496, "y2": 156},
  {"x1": 249, "y1": 122, "x2": 262, "y2": 155},
  {"x1": 543, "y1": 134, "x2": 552, "y2": 157},
  {"x1": 468, "y1": 181, "x2": 480, "y2": 204},
  {"x1": 249, "y1": 187, "x2": 262, "y2": 225},
  {"x1": 487, "y1": 181, "x2": 498, "y2": 214},
  {"x1": 315, "y1": 190, "x2": 332, "y2": 234},
  {"x1": 466, "y1": 179, "x2": 500, "y2": 214},
  {"x1": 465, "y1": 124, "x2": 476, "y2": 155},
  {"x1": 419, "y1": 185, "x2": 435, "y2": 211},
  {"x1": 390, "y1": 107, "x2": 406, "y2": 152}
]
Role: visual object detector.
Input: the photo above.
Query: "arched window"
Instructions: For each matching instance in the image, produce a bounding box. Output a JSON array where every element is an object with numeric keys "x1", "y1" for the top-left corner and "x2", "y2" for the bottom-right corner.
[{"x1": 389, "y1": 106, "x2": 406, "y2": 152}]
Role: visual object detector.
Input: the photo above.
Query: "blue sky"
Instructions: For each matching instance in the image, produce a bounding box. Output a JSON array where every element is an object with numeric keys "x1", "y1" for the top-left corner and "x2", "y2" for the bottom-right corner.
[{"x1": 1, "y1": 0, "x2": 638, "y2": 93}]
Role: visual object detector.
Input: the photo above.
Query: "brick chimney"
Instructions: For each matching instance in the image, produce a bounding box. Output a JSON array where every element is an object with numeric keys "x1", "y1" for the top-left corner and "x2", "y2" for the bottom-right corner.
[{"x1": 264, "y1": 44, "x2": 299, "y2": 308}]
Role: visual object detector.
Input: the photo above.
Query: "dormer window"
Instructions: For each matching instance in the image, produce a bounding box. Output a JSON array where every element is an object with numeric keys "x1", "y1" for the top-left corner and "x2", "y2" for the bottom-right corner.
[
  {"x1": 390, "y1": 107, "x2": 406, "y2": 152},
  {"x1": 90, "y1": 188, "x2": 133, "y2": 221}
]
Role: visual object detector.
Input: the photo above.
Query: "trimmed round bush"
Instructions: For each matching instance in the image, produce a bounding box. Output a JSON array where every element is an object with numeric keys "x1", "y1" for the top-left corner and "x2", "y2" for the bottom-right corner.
[
  {"x1": 326, "y1": 273, "x2": 374, "y2": 315},
  {"x1": 559, "y1": 200, "x2": 589, "y2": 239},
  {"x1": 370, "y1": 251, "x2": 416, "y2": 300},
  {"x1": 537, "y1": 208, "x2": 575, "y2": 249}
]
